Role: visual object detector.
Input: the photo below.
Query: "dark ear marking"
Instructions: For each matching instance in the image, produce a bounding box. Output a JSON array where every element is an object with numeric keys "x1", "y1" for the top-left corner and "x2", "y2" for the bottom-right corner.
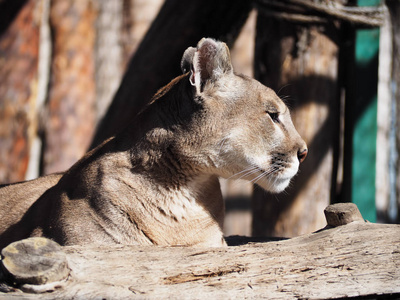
[{"x1": 181, "y1": 47, "x2": 196, "y2": 74}]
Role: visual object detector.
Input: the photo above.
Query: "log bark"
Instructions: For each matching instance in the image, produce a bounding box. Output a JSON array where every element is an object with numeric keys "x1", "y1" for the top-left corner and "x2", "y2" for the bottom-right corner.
[
  {"x1": 0, "y1": 0, "x2": 40, "y2": 184},
  {"x1": 1, "y1": 221, "x2": 399, "y2": 299},
  {"x1": 42, "y1": 0, "x2": 97, "y2": 174},
  {"x1": 120, "y1": 0, "x2": 164, "y2": 67},
  {"x1": 375, "y1": 4, "x2": 393, "y2": 223},
  {"x1": 1, "y1": 238, "x2": 69, "y2": 286},
  {"x1": 90, "y1": 0, "x2": 252, "y2": 148},
  {"x1": 252, "y1": 14, "x2": 340, "y2": 237}
]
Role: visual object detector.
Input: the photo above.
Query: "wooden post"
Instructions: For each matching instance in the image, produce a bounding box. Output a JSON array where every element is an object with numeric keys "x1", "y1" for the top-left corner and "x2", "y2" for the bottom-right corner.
[
  {"x1": 94, "y1": 0, "x2": 164, "y2": 125},
  {"x1": 42, "y1": 0, "x2": 97, "y2": 174},
  {"x1": 0, "y1": 0, "x2": 40, "y2": 184},
  {"x1": 252, "y1": 15, "x2": 340, "y2": 237},
  {"x1": 387, "y1": 0, "x2": 400, "y2": 223},
  {"x1": 338, "y1": 8, "x2": 357, "y2": 206},
  {"x1": 375, "y1": 3, "x2": 392, "y2": 223},
  {"x1": 324, "y1": 202, "x2": 364, "y2": 226}
]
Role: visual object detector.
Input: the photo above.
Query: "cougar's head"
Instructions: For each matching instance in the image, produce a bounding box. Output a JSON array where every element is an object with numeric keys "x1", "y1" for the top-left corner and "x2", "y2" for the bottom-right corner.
[{"x1": 179, "y1": 38, "x2": 307, "y2": 193}]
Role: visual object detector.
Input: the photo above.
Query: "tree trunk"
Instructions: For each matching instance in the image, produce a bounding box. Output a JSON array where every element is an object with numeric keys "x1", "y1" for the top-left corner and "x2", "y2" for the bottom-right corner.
[
  {"x1": 0, "y1": 0, "x2": 40, "y2": 184},
  {"x1": 0, "y1": 0, "x2": 28, "y2": 37},
  {"x1": 120, "y1": 0, "x2": 164, "y2": 67},
  {"x1": 252, "y1": 17, "x2": 339, "y2": 237},
  {"x1": 42, "y1": 0, "x2": 97, "y2": 174},
  {"x1": 90, "y1": 0, "x2": 253, "y2": 148}
]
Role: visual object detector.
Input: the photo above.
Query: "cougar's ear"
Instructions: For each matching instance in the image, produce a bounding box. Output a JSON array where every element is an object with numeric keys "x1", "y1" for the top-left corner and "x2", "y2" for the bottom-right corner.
[{"x1": 182, "y1": 38, "x2": 233, "y2": 92}]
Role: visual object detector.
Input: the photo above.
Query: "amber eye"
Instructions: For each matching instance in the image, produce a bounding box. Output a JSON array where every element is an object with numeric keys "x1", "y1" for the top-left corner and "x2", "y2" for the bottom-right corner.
[{"x1": 267, "y1": 111, "x2": 280, "y2": 123}]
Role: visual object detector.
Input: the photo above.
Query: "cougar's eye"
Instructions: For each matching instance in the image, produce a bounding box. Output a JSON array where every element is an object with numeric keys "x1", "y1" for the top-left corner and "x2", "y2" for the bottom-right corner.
[{"x1": 267, "y1": 111, "x2": 280, "y2": 123}]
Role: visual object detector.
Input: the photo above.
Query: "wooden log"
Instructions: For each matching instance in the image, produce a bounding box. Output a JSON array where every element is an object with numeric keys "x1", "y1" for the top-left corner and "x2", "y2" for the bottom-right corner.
[
  {"x1": 42, "y1": 0, "x2": 97, "y2": 174},
  {"x1": 94, "y1": 0, "x2": 164, "y2": 124},
  {"x1": 0, "y1": 0, "x2": 40, "y2": 184},
  {"x1": 387, "y1": 0, "x2": 400, "y2": 223},
  {"x1": 1, "y1": 238, "x2": 69, "y2": 286},
  {"x1": 252, "y1": 12, "x2": 340, "y2": 237},
  {"x1": 375, "y1": 4, "x2": 393, "y2": 223},
  {"x1": 1, "y1": 205, "x2": 399, "y2": 299},
  {"x1": 324, "y1": 202, "x2": 364, "y2": 227}
]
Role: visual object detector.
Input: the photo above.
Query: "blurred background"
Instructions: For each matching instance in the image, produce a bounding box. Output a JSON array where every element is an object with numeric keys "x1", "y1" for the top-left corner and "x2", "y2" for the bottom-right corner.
[{"x1": 0, "y1": 0, "x2": 398, "y2": 238}]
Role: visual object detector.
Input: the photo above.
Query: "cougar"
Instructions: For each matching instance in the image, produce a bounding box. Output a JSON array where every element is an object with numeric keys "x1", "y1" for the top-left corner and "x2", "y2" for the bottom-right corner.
[{"x1": 0, "y1": 38, "x2": 307, "y2": 248}]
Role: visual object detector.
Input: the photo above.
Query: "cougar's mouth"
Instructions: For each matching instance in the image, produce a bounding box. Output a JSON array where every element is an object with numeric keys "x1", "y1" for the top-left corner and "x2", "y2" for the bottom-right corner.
[{"x1": 253, "y1": 156, "x2": 299, "y2": 193}]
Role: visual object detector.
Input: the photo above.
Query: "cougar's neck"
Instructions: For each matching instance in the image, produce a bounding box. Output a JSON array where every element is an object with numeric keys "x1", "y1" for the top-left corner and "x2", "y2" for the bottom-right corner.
[
  {"x1": 118, "y1": 74, "x2": 224, "y2": 228},
  {"x1": 119, "y1": 74, "x2": 203, "y2": 188}
]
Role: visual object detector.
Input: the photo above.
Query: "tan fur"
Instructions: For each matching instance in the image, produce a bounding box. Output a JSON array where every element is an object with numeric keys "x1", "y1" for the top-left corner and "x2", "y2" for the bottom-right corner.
[
  {"x1": 0, "y1": 38, "x2": 307, "y2": 248},
  {"x1": 0, "y1": 173, "x2": 62, "y2": 234}
]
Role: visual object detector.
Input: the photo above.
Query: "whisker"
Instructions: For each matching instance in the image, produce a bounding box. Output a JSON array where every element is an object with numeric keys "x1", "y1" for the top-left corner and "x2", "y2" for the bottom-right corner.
[
  {"x1": 277, "y1": 84, "x2": 291, "y2": 97},
  {"x1": 227, "y1": 166, "x2": 257, "y2": 180},
  {"x1": 250, "y1": 167, "x2": 277, "y2": 185},
  {"x1": 250, "y1": 172, "x2": 266, "y2": 184},
  {"x1": 234, "y1": 168, "x2": 260, "y2": 181}
]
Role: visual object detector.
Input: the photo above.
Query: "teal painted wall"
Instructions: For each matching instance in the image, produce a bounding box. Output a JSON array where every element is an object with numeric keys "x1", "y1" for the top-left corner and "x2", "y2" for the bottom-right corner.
[{"x1": 352, "y1": 0, "x2": 380, "y2": 222}]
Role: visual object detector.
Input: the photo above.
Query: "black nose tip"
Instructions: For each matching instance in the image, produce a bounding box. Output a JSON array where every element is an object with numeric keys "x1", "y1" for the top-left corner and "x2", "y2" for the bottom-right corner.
[{"x1": 298, "y1": 148, "x2": 308, "y2": 163}]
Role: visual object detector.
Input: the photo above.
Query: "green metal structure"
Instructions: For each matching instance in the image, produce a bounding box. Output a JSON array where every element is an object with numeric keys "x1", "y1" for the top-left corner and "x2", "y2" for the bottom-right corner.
[{"x1": 351, "y1": 0, "x2": 380, "y2": 222}]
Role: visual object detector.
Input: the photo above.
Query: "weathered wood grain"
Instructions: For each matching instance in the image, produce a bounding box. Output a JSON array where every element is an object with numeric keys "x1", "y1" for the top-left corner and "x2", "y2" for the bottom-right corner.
[
  {"x1": 387, "y1": 0, "x2": 400, "y2": 223},
  {"x1": 324, "y1": 202, "x2": 364, "y2": 226},
  {"x1": 1, "y1": 237, "x2": 69, "y2": 286},
  {"x1": 1, "y1": 220, "x2": 399, "y2": 299}
]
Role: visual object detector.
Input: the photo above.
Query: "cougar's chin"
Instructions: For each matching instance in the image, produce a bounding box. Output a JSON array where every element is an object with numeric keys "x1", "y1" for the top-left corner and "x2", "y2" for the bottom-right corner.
[
  {"x1": 256, "y1": 176, "x2": 292, "y2": 193},
  {"x1": 253, "y1": 160, "x2": 299, "y2": 193}
]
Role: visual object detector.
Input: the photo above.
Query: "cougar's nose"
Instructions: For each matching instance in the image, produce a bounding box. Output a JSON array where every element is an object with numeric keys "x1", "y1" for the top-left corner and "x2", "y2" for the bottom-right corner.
[{"x1": 297, "y1": 147, "x2": 308, "y2": 164}]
